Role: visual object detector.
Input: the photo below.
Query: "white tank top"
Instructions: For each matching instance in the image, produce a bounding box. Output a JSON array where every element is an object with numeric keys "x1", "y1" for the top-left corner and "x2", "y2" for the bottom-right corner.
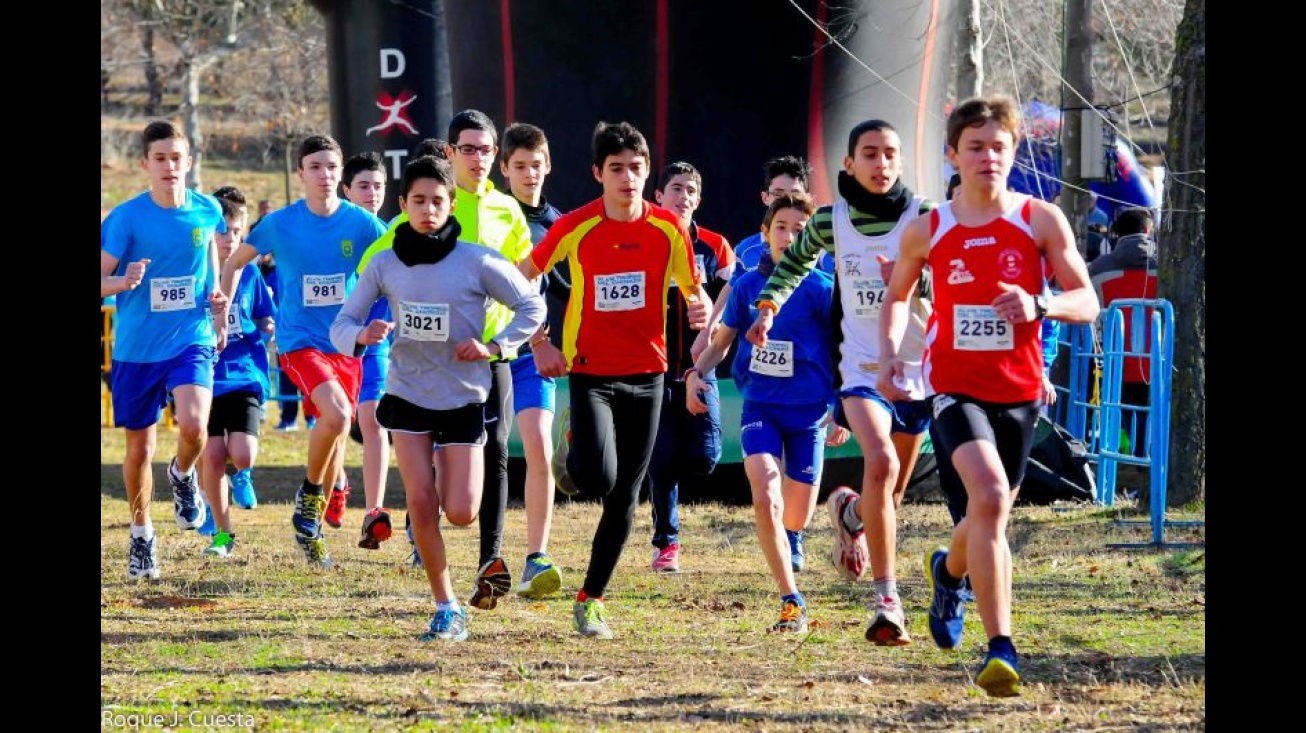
[{"x1": 832, "y1": 197, "x2": 931, "y2": 397}]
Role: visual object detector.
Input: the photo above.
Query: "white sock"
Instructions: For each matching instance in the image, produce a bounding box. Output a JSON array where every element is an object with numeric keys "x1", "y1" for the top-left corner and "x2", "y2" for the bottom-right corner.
[
  {"x1": 130, "y1": 523, "x2": 154, "y2": 539},
  {"x1": 874, "y1": 578, "x2": 898, "y2": 601},
  {"x1": 169, "y1": 458, "x2": 190, "y2": 482},
  {"x1": 436, "y1": 599, "x2": 460, "y2": 613}
]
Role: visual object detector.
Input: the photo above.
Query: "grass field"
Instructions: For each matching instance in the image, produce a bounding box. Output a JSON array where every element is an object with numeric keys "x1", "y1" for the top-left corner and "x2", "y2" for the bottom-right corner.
[{"x1": 100, "y1": 419, "x2": 1204, "y2": 731}]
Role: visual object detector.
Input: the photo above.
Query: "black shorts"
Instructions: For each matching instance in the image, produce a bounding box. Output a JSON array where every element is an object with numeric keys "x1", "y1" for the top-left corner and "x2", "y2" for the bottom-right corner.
[
  {"x1": 930, "y1": 393, "x2": 1040, "y2": 524},
  {"x1": 206, "y1": 391, "x2": 262, "y2": 438},
  {"x1": 376, "y1": 394, "x2": 487, "y2": 448}
]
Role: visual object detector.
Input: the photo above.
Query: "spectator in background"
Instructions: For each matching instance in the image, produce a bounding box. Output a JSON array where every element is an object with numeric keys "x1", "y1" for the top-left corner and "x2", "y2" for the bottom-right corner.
[{"x1": 1089, "y1": 206, "x2": 1158, "y2": 456}]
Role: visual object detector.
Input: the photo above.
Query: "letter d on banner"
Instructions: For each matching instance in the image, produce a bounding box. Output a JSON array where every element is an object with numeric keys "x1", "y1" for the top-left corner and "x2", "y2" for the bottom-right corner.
[{"x1": 380, "y1": 48, "x2": 406, "y2": 79}]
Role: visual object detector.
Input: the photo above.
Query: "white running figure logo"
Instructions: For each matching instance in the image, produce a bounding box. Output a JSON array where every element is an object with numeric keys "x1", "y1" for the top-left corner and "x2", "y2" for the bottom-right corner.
[{"x1": 366, "y1": 93, "x2": 419, "y2": 136}]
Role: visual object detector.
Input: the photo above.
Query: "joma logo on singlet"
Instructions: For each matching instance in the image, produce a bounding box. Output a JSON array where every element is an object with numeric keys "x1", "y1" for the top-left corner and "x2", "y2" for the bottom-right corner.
[{"x1": 963, "y1": 236, "x2": 997, "y2": 249}]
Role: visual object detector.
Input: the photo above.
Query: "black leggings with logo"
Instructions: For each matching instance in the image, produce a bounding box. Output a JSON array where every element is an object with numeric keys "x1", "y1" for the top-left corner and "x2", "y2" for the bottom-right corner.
[{"x1": 568, "y1": 372, "x2": 664, "y2": 598}]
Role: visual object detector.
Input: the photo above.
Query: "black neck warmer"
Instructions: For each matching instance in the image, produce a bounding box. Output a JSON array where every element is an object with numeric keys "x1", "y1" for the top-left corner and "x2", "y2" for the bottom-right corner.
[
  {"x1": 838, "y1": 171, "x2": 912, "y2": 220},
  {"x1": 392, "y1": 218, "x2": 461, "y2": 267}
]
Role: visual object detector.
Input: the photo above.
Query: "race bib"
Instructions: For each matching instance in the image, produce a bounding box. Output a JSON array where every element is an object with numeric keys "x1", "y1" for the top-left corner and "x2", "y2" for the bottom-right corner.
[
  {"x1": 594, "y1": 272, "x2": 645, "y2": 312},
  {"x1": 750, "y1": 339, "x2": 794, "y2": 377},
  {"x1": 149, "y1": 276, "x2": 195, "y2": 312},
  {"x1": 851, "y1": 277, "x2": 887, "y2": 320},
  {"x1": 953, "y1": 305, "x2": 1013, "y2": 351},
  {"x1": 398, "y1": 301, "x2": 450, "y2": 342},
  {"x1": 225, "y1": 309, "x2": 243, "y2": 337},
  {"x1": 302, "y1": 273, "x2": 346, "y2": 307}
]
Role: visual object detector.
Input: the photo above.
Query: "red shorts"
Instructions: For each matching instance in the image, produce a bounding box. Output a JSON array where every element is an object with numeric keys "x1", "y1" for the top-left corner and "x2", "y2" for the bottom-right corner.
[{"x1": 279, "y1": 348, "x2": 362, "y2": 419}]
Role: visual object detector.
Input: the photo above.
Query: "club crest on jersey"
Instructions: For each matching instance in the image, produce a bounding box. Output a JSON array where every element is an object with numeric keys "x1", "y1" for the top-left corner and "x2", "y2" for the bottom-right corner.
[
  {"x1": 341, "y1": 239, "x2": 354, "y2": 258},
  {"x1": 842, "y1": 255, "x2": 863, "y2": 277},
  {"x1": 998, "y1": 248, "x2": 1024, "y2": 279},
  {"x1": 947, "y1": 258, "x2": 974, "y2": 285},
  {"x1": 192, "y1": 228, "x2": 205, "y2": 248}
]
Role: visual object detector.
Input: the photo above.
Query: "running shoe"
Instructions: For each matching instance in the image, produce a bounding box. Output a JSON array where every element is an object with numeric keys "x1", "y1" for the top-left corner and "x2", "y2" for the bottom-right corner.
[
  {"x1": 976, "y1": 644, "x2": 1021, "y2": 697},
  {"x1": 769, "y1": 599, "x2": 809, "y2": 633},
  {"x1": 127, "y1": 534, "x2": 160, "y2": 580},
  {"x1": 573, "y1": 598, "x2": 614, "y2": 639},
  {"x1": 291, "y1": 487, "x2": 326, "y2": 539},
  {"x1": 515, "y1": 555, "x2": 563, "y2": 599},
  {"x1": 231, "y1": 468, "x2": 257, "y2": 509},
  {"x1": 865, "y1": 594, "x2": 912, "y2": 646},
  {"x1": 294, "y1": 532, "x2": 332, "y2": 568},
  {"x1": 419, "y1": 607, "x2": 469, "y2": 642},
  {"x1": 469, "y1": 557, "x2": 512, "y2": 610},
  {"x1": 651, "y1": 543, "x2": 681, "y2": 573},
  {"x1": 926, "y1": 548, "x2": 966, "y2": 649},
  {"x1": 169, "y1": 459, "x2": 207, "y2": 531},
  {"x1": 203, "y1": 531, "x2": 236, "y2": 558},
  {"x1": 324, "y1": 484, "x2": 351, "y2": 529},
  {"x1": 358, "y1": 508, "x2": 393, "y2": 550},
  {"x1": 826, "y1": 487, "x2": 868, "y2": 581}
]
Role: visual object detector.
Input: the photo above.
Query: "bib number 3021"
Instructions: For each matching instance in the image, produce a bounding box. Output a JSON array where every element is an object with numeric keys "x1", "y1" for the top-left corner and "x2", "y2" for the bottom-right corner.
[
  {"x1": 953, "y1": 305, "x2": 1013, "y2": 351},
  {"x1": 398, "y1": 301, "x2": 450, "y2": 342},
  {"x1": 594, "y1": 272, "x2": 645, "y2": 312},
  {"x1": 150, "y1": 276, "x2": 195, "y2": 312}
]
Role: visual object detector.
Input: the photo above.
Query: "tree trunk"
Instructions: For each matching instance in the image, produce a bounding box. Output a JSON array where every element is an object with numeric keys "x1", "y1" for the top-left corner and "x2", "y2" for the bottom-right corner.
[
  {"x1": 142, "y1": 25, "x2": 162, "y2": 116},
  {"x1": 182, "y1": 61, "x2": 203, "y2": 191},
  {"x1": 1058, "y1": 0, "x2": 1095, "y2": 256},
  {"x1": 954, "y1": 0, "x2": 983, "y2": 99},
  {"x1": 1158, "y1": 0, "x2": 1204, "y2": 506}
]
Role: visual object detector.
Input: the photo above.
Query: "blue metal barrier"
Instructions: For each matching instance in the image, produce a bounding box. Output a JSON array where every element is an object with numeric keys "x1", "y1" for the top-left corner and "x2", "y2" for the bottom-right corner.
[{"x1": 1095, "y1": 299, "x2": 1203, "y2": 548}]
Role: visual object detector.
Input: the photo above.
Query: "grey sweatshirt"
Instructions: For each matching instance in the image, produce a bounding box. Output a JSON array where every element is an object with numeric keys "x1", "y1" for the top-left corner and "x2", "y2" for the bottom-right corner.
[{"x1": 331, "y1": 243, "x2": 545, "y2": 411}]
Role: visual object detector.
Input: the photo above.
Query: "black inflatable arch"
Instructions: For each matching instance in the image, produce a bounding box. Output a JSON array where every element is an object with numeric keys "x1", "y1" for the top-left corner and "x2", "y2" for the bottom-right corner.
[{"x1": 311, "y1": 0, "x2": 955, "y2": 237}]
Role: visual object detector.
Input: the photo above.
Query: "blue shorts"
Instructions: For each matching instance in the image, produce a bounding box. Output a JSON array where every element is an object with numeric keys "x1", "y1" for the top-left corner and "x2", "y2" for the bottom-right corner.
[
  {"x1": 836, "y1": 386, "x2": 931, "y2": 435},
  {"x1": 111, "y1": 344, "x2": 217, "y2": 430},
  {"x1": 891, "y1": 397, "x2": 932, "y2": 436},
  {"x1": 740, "y1": 400, "x2": 828, "y2": 484},
  {"x1": 510, "y1": 353, "x2": 556, "y2": 414},
  {"x1": 358, "y1": 351, "x2": 388, "y2": 404}
]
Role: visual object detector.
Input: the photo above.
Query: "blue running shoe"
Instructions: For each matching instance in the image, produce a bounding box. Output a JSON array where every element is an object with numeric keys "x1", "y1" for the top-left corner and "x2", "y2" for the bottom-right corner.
[
  {"x1": 231, "y1": 469, "x2": 257, "y2": 510},
  {"x1": 198, "y1": 507, "x2": 217, "y2": 537},
  {"x1": 305, "y1": 416, "x2": 318, "y2": 430},
  {"x1": 926, "y1": 548, "x2": 966, "y2": 649},
  {"x1": 293, "y1": 532, "x2": 333, "y2": 568},
  {"x1": 786, "y1": 529, "x2": 805, "y2": 572},
  {"x1": 292, "y1": 488, "x2": 326, "y2": 538},
  {"x1": 515, "y1": 555, "x2": 563, "y2": 599},
  {"x1": 420, "y1": 607, "x2": 468, "y2": 642},
  {"x1": 169, "y1": 459, "x2": 207, "y2": 530},
  {"x1": 976, "y1": 644, "x2": 1021, "y2": 697}
]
